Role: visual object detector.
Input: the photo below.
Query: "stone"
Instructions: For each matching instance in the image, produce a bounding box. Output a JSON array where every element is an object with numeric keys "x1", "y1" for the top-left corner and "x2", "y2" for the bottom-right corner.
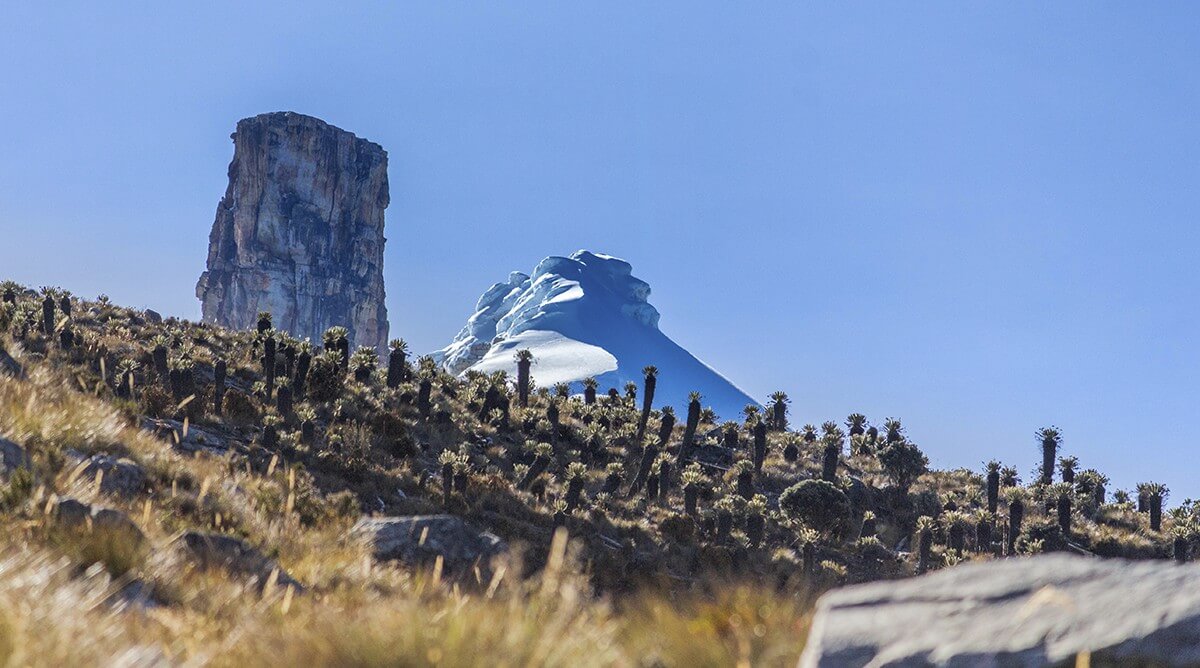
[
  {"x1": 143, "y1": 309, "x2": 162, "y2": 324},
  {"x1": 90, "y1": 507, "x2": 146, "y2": 544},
  {"x1": 196, "y1": 111, "x2": 390, "y2": 351},
  {"x1": 0, "y1": 437, "x2": 29, "y2": 477},
  {"x1": 53, "y1": 498, "x2": 147, "y2": 547},
  {"x1": 77, "y1": 454, "x2": 146, "y2": 499},
  {"x1": 800, "y1": 553, "x2": 1200, "y2": 667},
  {"x1": 0, "y1": 346, "x2": 23, "y2": 378},
  {"x1": 174, "y1": 531, "x2": 302, "y2": 590},
  {"x1": 141, "y1": 417, "x2": 229, "y2": 454},
  {"x1": 351, "y1": 515, "x2": 506, "y2": 571},
  {"x1": 55, "y1": 498, "x2": 93, "y2": 528},
  {"x1": 106, "y1": 579, "x2": 161, "y2": 611}
]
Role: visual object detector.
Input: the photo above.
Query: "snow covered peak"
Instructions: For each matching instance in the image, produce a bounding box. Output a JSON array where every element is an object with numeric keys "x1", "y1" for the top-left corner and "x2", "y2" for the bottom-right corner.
[{"x1": 433, "y1": 251, "x2": 757, "y2": 419}]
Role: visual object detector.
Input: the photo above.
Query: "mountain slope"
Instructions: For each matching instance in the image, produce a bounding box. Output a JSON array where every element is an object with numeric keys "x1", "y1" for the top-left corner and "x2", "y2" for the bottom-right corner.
[{"x1": 433, "y1": 250, "x2": 758, "y2": 418}]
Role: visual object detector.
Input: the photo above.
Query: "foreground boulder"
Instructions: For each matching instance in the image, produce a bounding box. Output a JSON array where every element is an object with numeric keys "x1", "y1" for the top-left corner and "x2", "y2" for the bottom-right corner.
[
  {"x1": 800, "y1": 554, "x2": 1200, "y2": 667},
  {"x1": 351, "y1": 515, "x2": 506, "y2": 571}
]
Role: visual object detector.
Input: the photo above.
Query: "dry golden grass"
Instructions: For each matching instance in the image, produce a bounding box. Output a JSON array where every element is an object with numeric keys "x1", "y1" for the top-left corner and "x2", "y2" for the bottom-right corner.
[
  {"x1": 0, "y1": 345, "x2": 810, "y2": 667},
  {"x1": 0, "y1": 531, "x2": 809, "y2": 667}
]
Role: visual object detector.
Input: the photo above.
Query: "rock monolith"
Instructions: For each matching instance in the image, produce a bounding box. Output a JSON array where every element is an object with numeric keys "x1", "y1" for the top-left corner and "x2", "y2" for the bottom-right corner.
[{"x1": 197, "y1": 111, "x2": 389, "y2": 350}]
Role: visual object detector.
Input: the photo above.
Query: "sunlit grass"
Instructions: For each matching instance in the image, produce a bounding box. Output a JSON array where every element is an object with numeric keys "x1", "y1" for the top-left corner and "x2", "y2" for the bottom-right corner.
[{"x1": 0, "y1": 352, "x2": 809, "y2": 666}]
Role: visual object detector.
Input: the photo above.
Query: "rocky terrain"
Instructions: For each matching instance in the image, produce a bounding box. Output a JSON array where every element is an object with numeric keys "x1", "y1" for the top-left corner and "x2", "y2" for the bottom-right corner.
[
  {"x1": 0, "y1": 282, "x2": 1197, "y2": 665},
  {"x1": 196, "y1": 112, "x2": 390, "y2": 351}
]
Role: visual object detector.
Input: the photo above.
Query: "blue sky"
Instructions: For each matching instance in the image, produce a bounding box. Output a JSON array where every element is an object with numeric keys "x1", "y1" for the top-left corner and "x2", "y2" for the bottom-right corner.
[{"x1": 2, "y1": 3, "x2": 1198, "y2": 499}]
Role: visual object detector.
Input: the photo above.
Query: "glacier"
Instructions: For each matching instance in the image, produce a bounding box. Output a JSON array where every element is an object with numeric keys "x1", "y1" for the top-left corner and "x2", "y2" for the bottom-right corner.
[{"x1": 432, "y1": 250, "x2": 759, "y2": 420}]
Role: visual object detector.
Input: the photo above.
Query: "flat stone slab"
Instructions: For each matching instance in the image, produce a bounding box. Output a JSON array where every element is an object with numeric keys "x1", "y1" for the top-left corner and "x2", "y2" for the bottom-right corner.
[
  {"x1": 141, "y1": 417, "x2": 229, "y2": 454},
  {"x1": 352, "y1": 515, "x2": 506, "y2": 571},
  {"x1": 800, "y1": 554, "x2": 1200, "y2": 667}
]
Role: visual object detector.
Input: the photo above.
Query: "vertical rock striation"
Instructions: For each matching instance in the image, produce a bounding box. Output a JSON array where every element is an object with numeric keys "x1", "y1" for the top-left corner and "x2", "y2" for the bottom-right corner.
[{"x1": 196, "y1": 111, "x2": 389, "y2": 350}]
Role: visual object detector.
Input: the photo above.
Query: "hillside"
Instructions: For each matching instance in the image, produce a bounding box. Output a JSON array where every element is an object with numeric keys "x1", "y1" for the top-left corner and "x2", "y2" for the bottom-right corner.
[{"x1": 0, "y1": 281, "x2": 1194, "y2": 665}]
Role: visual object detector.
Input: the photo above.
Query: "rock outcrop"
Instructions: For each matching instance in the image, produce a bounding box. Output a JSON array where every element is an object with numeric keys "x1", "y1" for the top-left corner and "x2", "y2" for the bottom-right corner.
[
  {"x1": 800, "y1": 553, "x2": 1200, "y2": 667},
  {"x1": 196, "y1": 111, "x2": 389, "y2": 350}
]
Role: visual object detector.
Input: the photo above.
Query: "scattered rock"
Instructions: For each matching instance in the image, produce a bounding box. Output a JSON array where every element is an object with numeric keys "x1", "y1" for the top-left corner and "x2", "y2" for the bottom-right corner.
[
  {"x1": 692, "y1": 445, "x2": 734, "y2": 468},
  {"x1": 143, "y1": 309, "x2": 163, "y2": 324},
  {"x1": 91, "y1": 507, "x2": 145, "y2": 541},
  {"x1": 0, "y1": 437, "x2": 30, "y2": 477},
  {"x1": 351, "y1": 515, "x2": 506, "y2": 571},
  {"x1": 55, "y1": 498, "x2": 93, "y2": 528},
  {"x1": 196, "y1": 111, "x2": 390, "y2": 350},
  {"x1": 0, "y1": 346, "x2": 23, "y2": 378},
  {"x1": 800, "y1": 553, "x2": 1200, "y2": 667},
  {"x1": 76, "y1": 454, "x2": 146, "y2": 499},
  {"x1": 106, "y1": 579, "x2": 161, "y2": 611},
  {"x1": 141, "y1": 417, "x2": 229, "y2": 454},
  {"x1": 53, "y1": 498, "x2": 146, "y2": 547},
  {"x1": 174, "y1": 531, "x2": 302, "y2": 590}
]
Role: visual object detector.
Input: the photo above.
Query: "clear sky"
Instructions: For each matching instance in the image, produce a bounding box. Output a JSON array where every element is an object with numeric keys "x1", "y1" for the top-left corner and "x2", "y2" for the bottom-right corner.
[{"x1": 2, "y1": 3, "x2": 1198, "y2": 500}]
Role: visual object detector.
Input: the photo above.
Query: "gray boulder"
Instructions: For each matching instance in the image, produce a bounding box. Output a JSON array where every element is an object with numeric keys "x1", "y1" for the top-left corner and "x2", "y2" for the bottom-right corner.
[
  {"x1": 142, "y1": 417, "x2": 228, "y2": 454},
  {"x1": 0, "y1": 437, "x2": 29, "y2": 477},
  {"x1": 800, "y1": 553, "x2": 1200, "y2": 667},
  {"x1": 174, "y1": 531, "x2": 301, "y2": 590},
  {"x1": 352, "y1": 515, "x2": 506, "y2": 571},
  {"x1": 53, "y1": 498, "x2": 146, "y2": 547},
  {"x1": 91, "y1": 507, "x2": 145, "y2": 541},
  {"x1": 76, "y1": 454, "x2": 146, "y2": 499},
  {"x1": 55, "y1": 498, "x2": 93, "y2": 527}
]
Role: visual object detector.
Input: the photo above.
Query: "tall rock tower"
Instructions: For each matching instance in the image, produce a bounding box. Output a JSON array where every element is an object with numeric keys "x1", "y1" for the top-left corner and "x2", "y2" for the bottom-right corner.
[{"x1": 196, "y1": 112, "x2": 389, "y2": 350}]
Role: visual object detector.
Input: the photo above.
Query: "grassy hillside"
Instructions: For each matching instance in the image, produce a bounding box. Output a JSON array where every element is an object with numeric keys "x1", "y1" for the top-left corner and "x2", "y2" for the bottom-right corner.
[{"x1": 0, "y1": 282, "x2": 1191, "y2": 665}]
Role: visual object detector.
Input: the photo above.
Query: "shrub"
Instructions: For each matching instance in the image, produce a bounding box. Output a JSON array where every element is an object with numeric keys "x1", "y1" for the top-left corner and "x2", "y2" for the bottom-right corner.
[
  {"x1": 660, "y1": 513, "x2": 696, "y2": 544},
  {"x1": 878, "y1": 439, "x2": 928, "y2": 492},
  {"x1": 1017, "y1": 518, "x2": 1070, "y2": 554},
  {"x1": 0, "y1": 468, "x2": 33, "y2": 511},
  {"x1": 779, "y1": 479, "x2": 850, "y2": 537},
  {"x1": 222, "y1": 389, "x2": 259, "y2": 424},
  {"x1": 307, "y1": 350, "x2": 346, "y2": 403},
  {"x1": 138, "y1": 384, "x2": 174, "y2": 418}
]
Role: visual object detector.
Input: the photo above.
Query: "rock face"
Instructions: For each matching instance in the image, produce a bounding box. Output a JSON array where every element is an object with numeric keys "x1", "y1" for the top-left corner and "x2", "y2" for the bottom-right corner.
[
  {"x1": 196, "y1": 111, "x2": 389, "y2": 350},
  {"x1": 800, "y1": 554, "x2": 1200, "y2": 667}
]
